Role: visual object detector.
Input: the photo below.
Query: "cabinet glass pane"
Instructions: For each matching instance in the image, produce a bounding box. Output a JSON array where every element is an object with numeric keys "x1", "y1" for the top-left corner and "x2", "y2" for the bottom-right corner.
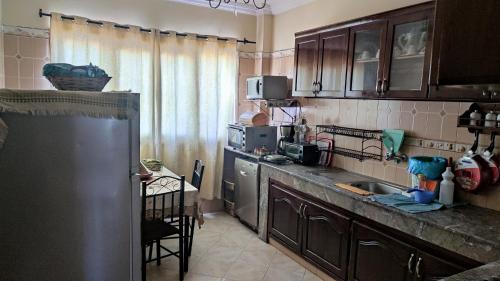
[
  {"x1": 389, "y1": 20, "x2": 428, "y2": 91},
  {"x1": 320, "y1": 34, "x2": 346, "y2": 92},
  {"x1": 351, "y1": 29, "x2": 381, "y2": 91},
  {"x1": 296, "y1": 40, "x2": 317, "y2": 91}
]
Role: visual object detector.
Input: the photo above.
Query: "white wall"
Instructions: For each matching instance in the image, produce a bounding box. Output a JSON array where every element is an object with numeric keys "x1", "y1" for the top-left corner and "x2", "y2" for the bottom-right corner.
[
  {"x1": 2, "y1": 0, "x2": 257, "y2": 51},
  {"x1": 272, "y1": 0, "x2": 429, "y2": 51}
]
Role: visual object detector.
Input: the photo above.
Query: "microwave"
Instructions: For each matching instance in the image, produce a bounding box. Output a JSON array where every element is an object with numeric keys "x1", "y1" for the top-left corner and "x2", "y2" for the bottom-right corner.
[
  {"x1": 228, "y1": 124, "x2": 277, "y2": 153},
  {"x1": 246, "y1": 76, "x2": 290, "y2": 100}
]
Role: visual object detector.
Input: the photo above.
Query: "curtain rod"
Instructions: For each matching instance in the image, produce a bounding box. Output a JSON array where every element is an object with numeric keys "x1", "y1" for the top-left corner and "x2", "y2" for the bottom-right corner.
[{"x1": 38, "y1": 9, "x2": 256, "y2": 45}]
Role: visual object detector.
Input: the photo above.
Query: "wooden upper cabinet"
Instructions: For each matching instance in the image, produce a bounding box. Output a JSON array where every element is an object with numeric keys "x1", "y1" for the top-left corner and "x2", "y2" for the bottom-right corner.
[
  {"x1": 429, "y1": 0, "x2": 500, "y2": 100},
  {"x1": 381, "y1": 8, "x2": 434, "y2": 99},
  {"x1": 346, "y1": 21, "x2": 388, "y2": 99},
  {"x1": 293, "y1": 34, "x2": 320, "y2": 97},
  {"x1": 431, "y1": 0, "x2": 500, "y2": 86},
  {"x1": 302, "y1": 201, "x2": 350, "y2": 280},
  {"x1": 316, "y1": 29, "x2": 349, "y2": 98}
]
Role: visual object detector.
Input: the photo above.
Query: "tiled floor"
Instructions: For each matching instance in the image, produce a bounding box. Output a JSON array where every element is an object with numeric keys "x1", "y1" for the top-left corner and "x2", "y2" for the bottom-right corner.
[{"x1": 146, "y1": 212, "x2": 324, "y2": 281}]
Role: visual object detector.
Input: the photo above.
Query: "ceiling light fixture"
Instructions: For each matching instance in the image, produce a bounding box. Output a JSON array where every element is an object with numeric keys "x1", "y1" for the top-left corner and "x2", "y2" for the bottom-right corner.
[{"x1": 208, "y1": 0, "x2": 267, "y2": 10}]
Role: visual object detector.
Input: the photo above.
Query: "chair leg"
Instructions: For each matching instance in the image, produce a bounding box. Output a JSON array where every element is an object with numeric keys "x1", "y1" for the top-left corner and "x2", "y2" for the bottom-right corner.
[
  {"x1": 148, "y1": 242, "x2": 153, "y2": 262},
  {"x1": 189, "y1": 217, "x2": 195, "y2": 257},
  {"x1": 142, "y1": 241, "x2": 146, "y2": 281},
  {"x1": 156, "y1": 240, "x2": 161, "y2": 266},
  {"x1": 179, "y1": 215, "x2": 184, "y2": 281},
  {"x1": 184, "y1": 216, "x2": 190, "y2": 272}
]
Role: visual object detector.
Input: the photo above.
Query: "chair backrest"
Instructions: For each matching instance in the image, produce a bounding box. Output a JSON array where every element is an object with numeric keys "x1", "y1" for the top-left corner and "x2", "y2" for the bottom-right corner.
[
  {"x1": 191, "y1": 160, "x2": 205, "y2": 190},
  {"x1": 141, "y1": 175, "x2": 186, "y2": 225}
]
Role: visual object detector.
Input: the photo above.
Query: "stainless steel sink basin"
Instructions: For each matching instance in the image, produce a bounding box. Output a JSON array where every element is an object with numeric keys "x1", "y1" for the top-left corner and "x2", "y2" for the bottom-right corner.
[{"x1": 348, "y1": 181, "x2": 403, "y2": 195}]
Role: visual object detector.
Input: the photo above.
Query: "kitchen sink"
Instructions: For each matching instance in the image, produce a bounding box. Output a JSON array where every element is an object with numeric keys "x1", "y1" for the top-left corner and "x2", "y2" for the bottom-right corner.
[{"x1": 348, "y1": 181, "x2": 404, "y2": 195}]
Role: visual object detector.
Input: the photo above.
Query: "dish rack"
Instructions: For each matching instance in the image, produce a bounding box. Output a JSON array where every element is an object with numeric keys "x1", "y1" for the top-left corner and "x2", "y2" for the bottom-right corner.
[{"x1": 316, "y1": 125, "x2": 383, "y2": 162}]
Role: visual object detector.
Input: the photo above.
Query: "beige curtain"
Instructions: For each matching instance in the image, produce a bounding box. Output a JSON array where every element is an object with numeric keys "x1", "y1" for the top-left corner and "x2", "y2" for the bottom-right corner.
[
  {"x1": 50, "y1": 15, "x2": 238, "y2": 200},
  {"x1": 50, "y1": 14, "x2": 157, "y2": 155},
  {"x1": 159, "y1": 34, "x2": 238, "y2": 199}
]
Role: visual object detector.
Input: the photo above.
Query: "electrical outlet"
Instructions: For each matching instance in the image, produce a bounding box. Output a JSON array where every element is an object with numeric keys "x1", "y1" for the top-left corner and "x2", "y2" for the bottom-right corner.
[{"x1": 455, "y1": 144, "x2": 468, "y2": 153}]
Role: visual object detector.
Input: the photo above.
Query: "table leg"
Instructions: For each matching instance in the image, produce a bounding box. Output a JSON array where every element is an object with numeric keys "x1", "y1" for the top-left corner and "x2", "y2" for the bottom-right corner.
[{"x1": 184, "y1": 216, "x2": 190, "y2": 272}]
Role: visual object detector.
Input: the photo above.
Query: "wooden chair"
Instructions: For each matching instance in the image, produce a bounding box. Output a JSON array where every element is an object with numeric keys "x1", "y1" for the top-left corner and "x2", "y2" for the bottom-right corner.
[
  {"x1": 188, "y1": 160, "x2": 204, "y2": 257},
  {"x1": 141, "y1": 175, "x2": 187, "y2": 281}
]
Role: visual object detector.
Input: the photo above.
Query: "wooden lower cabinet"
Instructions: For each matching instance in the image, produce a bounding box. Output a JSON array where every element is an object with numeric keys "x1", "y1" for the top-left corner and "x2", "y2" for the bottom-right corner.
[
  {"x1": 415, "y1": 251, "x2": 466, "y2": 281},
  {"x1": 302, "y1": 202, "x2": 350, "y2": 280},
  {"x1": 349, "y1": 222, "x2": 415, "y2": 281},
  {"x1": 268, "y1": 182, "x2": 303, "y2": 254},
  {"x1": 267, "y1": 180, "x2": 479, "y2": 281}
]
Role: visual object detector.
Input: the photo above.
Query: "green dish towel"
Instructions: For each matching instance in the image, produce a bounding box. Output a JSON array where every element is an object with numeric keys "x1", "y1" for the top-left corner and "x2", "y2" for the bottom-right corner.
[{"x1": 371, "y1": 194, "x2": 444, "y2": 214}]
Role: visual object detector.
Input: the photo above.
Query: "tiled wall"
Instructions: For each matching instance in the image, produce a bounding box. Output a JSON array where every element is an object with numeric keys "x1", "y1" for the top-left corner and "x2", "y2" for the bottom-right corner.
[
  {"x1": 237, "y1": 51, "x2": 500, "y2": 212},
  {"x1": 2, "y1": 29, "x2": 52, "y2": 90}
]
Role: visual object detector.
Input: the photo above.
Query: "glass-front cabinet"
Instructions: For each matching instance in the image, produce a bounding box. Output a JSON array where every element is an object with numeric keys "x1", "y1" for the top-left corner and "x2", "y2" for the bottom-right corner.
[
  {"x1": 346, "y1": 22, "x2": 387, "y2": 98},
  {"x1": 382, "y1": 10, "x2": 433, "y2": 98},
  {"x1": 294, "y1": 34, "x2": 319, "y2": 97}
]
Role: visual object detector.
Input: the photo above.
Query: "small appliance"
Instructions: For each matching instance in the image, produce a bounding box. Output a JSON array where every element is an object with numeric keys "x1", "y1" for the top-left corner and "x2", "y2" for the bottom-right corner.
[
  {"x1": 246, "y1": 76, "x2": 290, "y2": 100},
  {"x1": 278, "y1": 124, "x2": 295, "y2": 153},
  {"x1": 279, "y1": 141, "x2": 319, "y2": 166},
  {"x1": 227, "y1": 124, "x2": 277, "y2": 153}
]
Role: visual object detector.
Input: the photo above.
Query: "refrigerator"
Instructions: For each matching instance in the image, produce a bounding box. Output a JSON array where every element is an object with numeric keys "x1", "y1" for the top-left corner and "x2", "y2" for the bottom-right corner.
[{"x1": 0, "y1": 91, "x2": 141, "y2": 281}]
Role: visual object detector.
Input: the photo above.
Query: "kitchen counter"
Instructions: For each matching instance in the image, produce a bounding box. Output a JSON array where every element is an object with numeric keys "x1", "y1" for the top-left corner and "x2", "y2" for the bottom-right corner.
[
  {"x1": 439, "y1": 259, "x2": 500, "y2": 281},
  {"x1": 258, "y1": 162, "x2": 500, "y2": 264}
]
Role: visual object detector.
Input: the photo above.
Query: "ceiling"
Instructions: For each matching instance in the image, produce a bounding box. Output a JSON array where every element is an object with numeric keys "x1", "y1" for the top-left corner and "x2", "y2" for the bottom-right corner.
[{"x1": 168, "y1": 0, "x2": 317, "y2": 15}]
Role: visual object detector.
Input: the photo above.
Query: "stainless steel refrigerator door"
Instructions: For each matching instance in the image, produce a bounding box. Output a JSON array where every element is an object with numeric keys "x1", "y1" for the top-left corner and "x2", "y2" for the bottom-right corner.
[
  {"x1": 0, "y1": 114, "x2": 139, "y2": 281},
  {"x1": 234, "y1": 158, "x2": 259, "y2": 229}
]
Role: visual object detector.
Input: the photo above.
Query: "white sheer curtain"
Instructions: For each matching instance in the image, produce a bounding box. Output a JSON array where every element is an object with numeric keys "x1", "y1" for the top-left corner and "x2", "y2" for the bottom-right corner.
[
  {"x1": 50, "y1": 15, "x2": 238, "y2": 200},
  {"x1": 159, "y1": 34, "x2": 237, "y2": 199}
]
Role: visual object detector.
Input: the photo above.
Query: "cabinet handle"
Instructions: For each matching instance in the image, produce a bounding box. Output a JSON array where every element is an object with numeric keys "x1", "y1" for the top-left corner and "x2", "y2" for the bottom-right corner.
[
  {"x1": 298, "y1": 203, "x2": 303, "y2": 217},
  {"x1": 376, "y1": 80, "x2": 382, "y2": 94},
  {"x1": 382, "y1": 79, "x2": 389, "y2": 93},
  {"x1": 302, "y1": 205, "x2": 308, "y2": 217},
  {"x1": 416, "y1": 257, "x2": 422, "y2": 278},
  {"x1": 313, "y1": 81, "x2": 317, "y2": 93},
  {"x1": 239, "y1": 171, "x2": 248, "y2": 177},
  {"x1": 493, "y1": 92, "x2": 498, "y2": 97},
  {"x1": 407, "y1": 254, "x2": 415, "y2": 274},
  {"x1": 317, "y1": 81, "x2": 322, "y2": 92},
  {"x1": 483, "y1": 90, "x2": 490, "y2": 97}
]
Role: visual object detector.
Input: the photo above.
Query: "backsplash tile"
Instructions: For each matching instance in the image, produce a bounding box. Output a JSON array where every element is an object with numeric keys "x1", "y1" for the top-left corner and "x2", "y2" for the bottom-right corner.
[
  {"x1": 2, "y1": 32, "x2": 52, "y2": 91},
  {"x1": 237, "y1": 50, "x2": 500, "y2": 212}
]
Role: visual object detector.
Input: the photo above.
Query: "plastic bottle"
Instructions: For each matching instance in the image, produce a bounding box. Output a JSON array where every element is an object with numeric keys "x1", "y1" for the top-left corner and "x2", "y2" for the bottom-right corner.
[{"x1": 439, "y1": 166, "x2": 455, "y2": 205}]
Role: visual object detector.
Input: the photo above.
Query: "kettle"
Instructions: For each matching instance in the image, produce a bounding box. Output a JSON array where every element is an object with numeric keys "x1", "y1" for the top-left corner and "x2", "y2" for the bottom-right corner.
[{"x1": 278, "y1": 125, "x2": 295, "y2": 153}]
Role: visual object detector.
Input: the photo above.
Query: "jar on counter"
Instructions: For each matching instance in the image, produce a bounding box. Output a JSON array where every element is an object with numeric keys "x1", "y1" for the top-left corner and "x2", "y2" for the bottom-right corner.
[{"x1": 485, "y1": 111, "x2": 497, "y2": 128}]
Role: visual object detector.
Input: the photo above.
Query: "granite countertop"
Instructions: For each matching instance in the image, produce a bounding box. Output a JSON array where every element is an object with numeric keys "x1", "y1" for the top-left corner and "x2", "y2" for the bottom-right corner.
[
  {"x1": 440, "y1": 260, "x2": 500, "y2": 281},
  {"x1": 259, "y1": 162, "x2": 500, "y2": 264}
]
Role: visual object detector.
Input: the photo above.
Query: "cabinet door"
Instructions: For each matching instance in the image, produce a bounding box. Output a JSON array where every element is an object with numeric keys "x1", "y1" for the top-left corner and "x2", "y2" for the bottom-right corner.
[
  {"x1": 381, "y1": 9, "x2": 433, "y2": 99},
  {"x1": 349, "y1": 222, "x2": 415, "y2": 281},
  {"x1": 316, "y1": 29, "x2": 349, "y2": 98},
  {"x1": 293, "y1": 34, "x2": 320, "y2": 97},
  {"x1": 302, "y1": 202, "x2": 350, "y2": 280},
  {"x1": 268, "y1": 182, "x2": 304, "y2": 253},
  {"x1": 414, "y1": 251, "x2": 466, "y2": 281},
  {"x1": 431, "y1": 0, "x2": 500, "y2": 86},
  {"x1": 346, "y1": 22, "x2": 387, "y2": 98}
]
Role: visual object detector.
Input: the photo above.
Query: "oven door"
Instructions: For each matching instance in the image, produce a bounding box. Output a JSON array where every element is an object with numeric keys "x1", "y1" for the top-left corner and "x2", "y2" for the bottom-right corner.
[
  {"x1": 228, "y1": 126, "x2": 244, "y2": 149},
  {"x1": 246, "y1": 77, "x2": 263, "y2": 100}
]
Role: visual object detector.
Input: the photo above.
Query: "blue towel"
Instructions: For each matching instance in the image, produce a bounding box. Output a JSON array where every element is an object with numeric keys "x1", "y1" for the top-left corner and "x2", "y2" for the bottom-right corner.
[{"x1": 371, "y1": 194, "x2": 444, "y2": 214}]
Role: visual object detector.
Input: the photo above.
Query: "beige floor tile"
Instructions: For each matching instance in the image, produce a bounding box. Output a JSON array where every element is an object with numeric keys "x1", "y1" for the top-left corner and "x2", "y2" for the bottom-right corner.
[
  {"x1": 224, "y1": 258, "x2": 268, "y2": 281},
  {"x1": 263, "y1": 267, "x2": 305, "y2": 281},
  {"x1": 303, "y1": 270, "x2": 325, "y2": 281}
]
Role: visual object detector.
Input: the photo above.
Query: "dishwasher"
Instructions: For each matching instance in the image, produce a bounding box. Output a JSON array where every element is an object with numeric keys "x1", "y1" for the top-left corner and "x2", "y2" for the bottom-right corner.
[{"x1": 235, "y1": 158, "x2": 260, "y2": 231}]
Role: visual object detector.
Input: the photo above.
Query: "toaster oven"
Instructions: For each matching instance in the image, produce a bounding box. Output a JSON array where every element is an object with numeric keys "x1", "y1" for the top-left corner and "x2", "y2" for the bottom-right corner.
[{"x1": 227, "y1": 124, "x2": 277, "y2": 153}]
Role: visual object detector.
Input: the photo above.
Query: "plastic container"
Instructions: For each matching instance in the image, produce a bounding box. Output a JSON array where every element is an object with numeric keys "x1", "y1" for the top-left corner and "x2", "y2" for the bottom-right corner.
[
  {"x1": 439, "y1": 167, "x2": 455, "y2": 205},
  {"x1": 408, "y1": 156, "x2": 448, "y2": 180},
  {"x1": 408, "y1": 188, "x2": 436, "y2": 204}
]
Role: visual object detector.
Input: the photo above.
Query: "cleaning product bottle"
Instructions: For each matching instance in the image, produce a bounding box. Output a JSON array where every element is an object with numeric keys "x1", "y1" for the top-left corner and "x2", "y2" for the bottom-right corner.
[{"x1": 439, "y1": 159, "x2": 455, "y2": 205}]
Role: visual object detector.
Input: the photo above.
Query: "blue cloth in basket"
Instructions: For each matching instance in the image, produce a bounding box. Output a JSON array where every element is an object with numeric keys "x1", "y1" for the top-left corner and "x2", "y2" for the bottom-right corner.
[
  {"x1": 371, "y1": 194, "x2": 444, "y2": 214},
  {"x1": 43, "y1": 63, "x2": 109, "y2": 78}
]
